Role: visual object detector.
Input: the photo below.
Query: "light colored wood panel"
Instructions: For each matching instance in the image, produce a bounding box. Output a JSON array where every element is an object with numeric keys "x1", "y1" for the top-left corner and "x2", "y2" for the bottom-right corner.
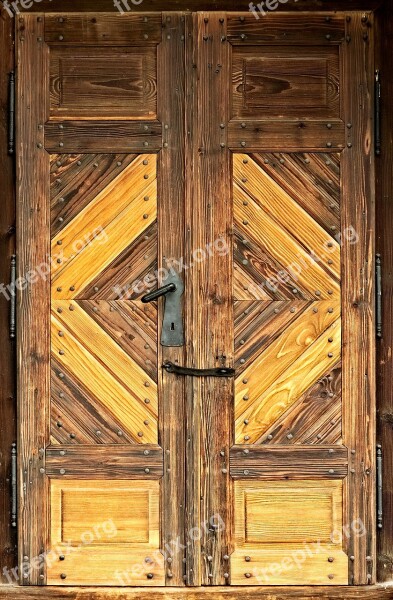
[
  {"x1": 236, "y1": 315, "x2": 341, "y2": 443},
  {"x1": 234, "y1": 154, "x2": 340, "y2": 283},
  {"x1": 51, "y1": 313, "x2": 157, "y2": 444},
  {"x1": 235, "y1": 302, "x2": 339, "y2": 420},
  {"x1": 53, "y1": 300, "x2": 157, "y2": 409},
  {"x1": 51, "y1": 156, "x2": 157, "y2": 298},
  {"x1": 49, "y1": 480, "x2": 164, "y2": 586},
  {"x1": 234, "y1": 185, "x2": 340, "y2": 299},
  {"x1": 230, "y1": 547, "x2": 348, "y2": 586}
]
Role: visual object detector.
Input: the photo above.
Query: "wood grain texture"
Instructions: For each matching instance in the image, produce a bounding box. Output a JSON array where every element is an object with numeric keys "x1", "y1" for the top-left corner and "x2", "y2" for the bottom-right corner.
[
  {"x1": 157, "y1": 12, "x2": 187, "y2": 586},
  {"x1": 44, "y1": 14, "x2": 162, "y2": 45},
  {"x1": 230, "y1": 446, "x2": 348, "y2": 479},
  {"x1": 49, "y1": 47, "x2": 157, "y2": 119},
  {"x1": 48, "y1": 480, "x2": 164, "y2": 586},
  {"x1": 0, "y1": 1, "x2": 17, "y2": 584},
  {"x1": 45, "y1": 446, "x2": 163, "y2": 478},
  {"x1": 376, "y1": 0, "x2": 393, "y2": 583},
  {"x1": 232, "y1": 480, "x2": 347, "y2": 585},
  {"x1": 45, "y1": 121, "x2": 162, "y2": 153},
  {"x1": 184, "y1": 13, "x2": 233, "y2": 586},
  {"x1": 228, "y1": 120, "x2": 345, "y2": 152},
  {"x1": 232, "y1": 47, "x2": 340, "y2": 120},
  {"x1": 341, "y1": 13, "x2": 376, "y2": 585},
  {"x1": 227, "y1": 14, "x2": 345, "y2": 44},
  {"x1": 16, "y1": 15, "x2": 50, "y2": 585}
]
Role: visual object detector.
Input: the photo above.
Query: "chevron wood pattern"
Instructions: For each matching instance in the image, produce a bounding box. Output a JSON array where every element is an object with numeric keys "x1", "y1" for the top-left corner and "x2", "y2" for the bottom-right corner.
[
  {"x1": 51, "y1": 154, "x2": 157, "y2": 300},
  {"x1": 50, "y1": 154, "x2": 158, "y2": 445},
  {"x1": 233, "y1": 153, "x2": 340, "y2": 301},
  {"x1": 233, "y1": 153, "x2": 342, "y2": 446}
]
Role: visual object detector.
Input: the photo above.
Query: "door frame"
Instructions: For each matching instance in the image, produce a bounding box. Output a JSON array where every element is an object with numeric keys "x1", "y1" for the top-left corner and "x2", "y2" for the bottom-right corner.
[{"x1": 1, "y1": 0, "x2": 393, "y2": 596}]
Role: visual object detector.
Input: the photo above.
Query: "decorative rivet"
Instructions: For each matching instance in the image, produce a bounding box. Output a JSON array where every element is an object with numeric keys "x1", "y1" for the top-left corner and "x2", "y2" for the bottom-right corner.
[
  {"x1": 243, "y1": 220, "x2": 249, "y2": 226},
  {"x1": 326, "y1": 34, "x2": 331, "y2": 40},
  {"x1": 327, "y1": 123, "x2": 332, "y2": 129},
  {"x1": 58, "y1": 217, "x2": 64, "y2": 223},
  {"x1": 326, "y1": 142, "x2": 332, "y2": 148},
  {"x1": 243, "y1": 395, "x2": 249, "y2": 401},
  {"x1": 328, "y1": 557, "x2": 334, "y2": 563},
  {"x1": 138, "y1": 432, "x2": 144, "y2": 437},
  {"x1": 220, "y1": 143, "x2": 226, "y2": 149},
  {"x1": 39, "y1": 468, "x2": 45, "y2": 474},
  {"x1": 59, "y1": 142, "x2": 64, "y2": 148},
  {"x1": 58, "y1": 331, "x2": 64, "y2": 337},
  {"x1": 328, "y1": 308, "x2": 334, "y2": 313},
  {"x1": 59, "y1": 555, "x2": 65, "y2": 561},
  {"x1": 244, "y1": 470, "x2": 250, "y2": 475},
  {"x1": 145, "y1": 398, "x2": 150, "y2": 404},
  {"x1": 267, "y1": 435, "x2": 273, "y2": 440},
  {"x1": 287, "y1": 433, "x2": 293, "y2": 440},
  {"x1": 328, "y1": 574, "x2": 334, "y2": 580},
  {"x1": 58, "y1": 372, "x2": 65, "y2": 379},
  {"x1": 328, "y1": 353, "x2": 334, "y2": 358},
  {"x1": 70, "y1": 433, "x2": 76, "y2": 439},
  {"x1": 60, "y1": 469, "x2": 66, "y2": 475},
  {"x1": 222, "y1": 468, "x2": 228, "y2": 474},
  {"x1": 147, "y1": 573, "x2": 154, "y2": 580},
  {"x1": 77, "y1": 160, "x2": 82, "y2": 166},
  {"x1": 145, "y1": 468, "x2": 150, "y2": 474},
  {"x1": 70, "y1": 286, "x2": 75, "y2": 291},
  {"x1": 244, "y1": 436, "x2": 250, "y2": 441},
  {"x1": 240, "y1": 34, "x2": 246, "y2": 40},
  {"x1": 60, "y1": 573, "x2": 67, "y2": 579},
  {"x1": 329, "y1": 469, "x2": 335, "y2": 474},
  {"x1": 144, "y1": 450, "x2": 150, "y2": 456},
  {"x1": 350, "y1": 556, "x2": 355, "y2": 561},
  {"x1": 244, "y1": 419, "x2": 249, "y2": 425},
  {"x1": 241, "y1": 141, "x2": 246, "y2": 147},
  {"x1": 143, "y1": 214, "x2": 149, "y2": 220},
  {"x1": 245, "y1": 572, "x2": 252, "y2": 578},
  {"x1": 58, "y1": 36, "x2": 64, "y2": 41}
]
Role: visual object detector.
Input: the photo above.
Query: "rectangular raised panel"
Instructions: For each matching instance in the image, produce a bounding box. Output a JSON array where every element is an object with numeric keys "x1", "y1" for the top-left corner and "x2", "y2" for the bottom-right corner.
[
  {"x1": 232, "y1": 47, "x2": 340, "y2": 119},
  {"x1": 232, "y1": 480, "x2": 348, "y2": 585},
  {"x1": 50, "y1": 47, "x2": 157, "y2": 119},
  {"x1": 48, "y1": 480, "x2": 164, "y2": 585}
]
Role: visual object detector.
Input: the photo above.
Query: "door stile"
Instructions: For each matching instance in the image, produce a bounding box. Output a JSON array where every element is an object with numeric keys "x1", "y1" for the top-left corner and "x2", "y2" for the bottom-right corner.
[
  {"x1": 342, "y1": 12, "x2": 376, "y2": 585},
  {"x1": 158, "y1": 12, "x2": 188, "y2": 587},
  {"x1": 184, "y1": 12, "x2": 233, "y2": 587},
  {"x1": 16, "y1": 15, "x2": 50, "y2": 585}
]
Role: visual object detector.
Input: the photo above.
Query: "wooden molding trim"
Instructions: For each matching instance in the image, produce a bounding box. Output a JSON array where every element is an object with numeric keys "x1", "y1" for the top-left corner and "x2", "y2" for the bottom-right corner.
[{"x1": 0, "y1": 585, "x2": 393, "y2": 599}]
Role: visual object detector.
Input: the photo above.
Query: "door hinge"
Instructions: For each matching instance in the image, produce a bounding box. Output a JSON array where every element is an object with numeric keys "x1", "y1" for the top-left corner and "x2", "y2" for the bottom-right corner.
[
  {"x1": 8, "y1": 71, "x2": 15, "y2": 155},
  {"x1": 377, "y1": 444, "x2": 383, "y2": 531},
  {"x1": 11, "y1": 442, "x2": 17, "y2": 528},
  {"x1": 376, "y1": 254, "x2": 382, "y2": 340},
  {"x1": 10, "y1": 254, "x2": 16, "y2": 340},
  {"x1": 375, "y1": 70, "x2": 381, "y2": 156}
]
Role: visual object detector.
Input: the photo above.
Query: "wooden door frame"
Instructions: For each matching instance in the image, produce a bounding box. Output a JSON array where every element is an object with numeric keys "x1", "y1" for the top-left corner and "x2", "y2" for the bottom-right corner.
[{"x1": 1, "y1": 0, "x2": 393, "y2": 597}]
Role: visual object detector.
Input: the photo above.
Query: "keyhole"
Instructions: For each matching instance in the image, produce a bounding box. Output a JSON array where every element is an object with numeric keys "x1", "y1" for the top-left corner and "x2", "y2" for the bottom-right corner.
[{"x1": 171, "y1": 323, "x2": 175, "y2": 331}]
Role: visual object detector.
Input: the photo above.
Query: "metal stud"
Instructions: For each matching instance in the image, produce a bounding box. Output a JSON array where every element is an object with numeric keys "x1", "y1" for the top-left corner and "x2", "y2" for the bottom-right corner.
[
  {"x1": 60, "y1": 573, "x2": 67, "y2": 579},
  {"x1": 326, "y1": 142, "x2": 332, "y2": 148},
  {"x1": 243, "y1": 395, "x2": 249, "y2": 401},
  {"x1": 147, "y1": 574, "x2": 154, "y2": 580},
  {"x1": 60, "y1": 469, "x2": 66, "y2": 475},
  {"x1": 245, "y1": 572, "x2": 252, "y2": 578},
  {"x1": 70, "y1": 433, "x2": 76, "y2": 439},
  {"x1": 267, "y1": 435, "x2": 273, "y2": 440}
]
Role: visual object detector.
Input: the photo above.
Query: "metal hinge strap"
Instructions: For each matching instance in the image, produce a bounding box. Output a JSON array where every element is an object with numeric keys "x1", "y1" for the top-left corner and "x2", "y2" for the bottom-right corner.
[
  {"x1": 10, "y1": 255, "x2": 16, "y2": 340},
  {"x1": 376, "y1": 254, "x2": 382, "y2": 340},
  {"x1": 375, "y1": 70, "x2": 381, "y2": 156},
  {"x1": 11, "y1": 443, "x2": 17, "y2": 528},
  {"x1": 377, "y1": 444, "x2": 383, "y2": 531},
  {"x1": 8, "y1": 71, "x2": 15, "y2": 155}
]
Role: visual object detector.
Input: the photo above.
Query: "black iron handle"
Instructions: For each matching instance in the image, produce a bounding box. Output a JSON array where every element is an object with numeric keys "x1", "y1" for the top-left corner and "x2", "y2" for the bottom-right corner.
[
  {"x1": 163, "y1": 362, "x2": 235, "y2": 378},
  {"x1": 141, "y1": 283, "x2": 176, "y2": 304}
]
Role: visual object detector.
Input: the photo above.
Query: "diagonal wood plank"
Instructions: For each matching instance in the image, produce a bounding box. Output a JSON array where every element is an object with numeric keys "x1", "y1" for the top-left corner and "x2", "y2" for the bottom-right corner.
[
  {"x1": 78, "y1": 222, "x2": 157, "y2": 301},
  {"x1": 50, "y1": 153, "x2": 137, "y2": 236},
  {"x1": 259, "y1": 362, "x2": 342, "y2": 445},
  {"x1": 79, "y1": 301, "x2": 158, "y2": 383},
  {"x1": 251, "y1": 152, "x2": 340, "y2": 236},
  {"x1": 234, "y1": 300, "x2": 310, "y2": 374},
  {"x1": 51, "y1": 309, "x2": 157, "y2": 444},
  {"x1": 234, "y1": 183, "x2": 340, "y2": 300},
  {"x1": 51, "y1": 357, "x2": 138, "y2": 445},
  {"x1": 235, "y1": 315, "x2": 341, "y2": 443},
  {"x1": 235, "y1": 301, "x2": 340, "y2": 422}
]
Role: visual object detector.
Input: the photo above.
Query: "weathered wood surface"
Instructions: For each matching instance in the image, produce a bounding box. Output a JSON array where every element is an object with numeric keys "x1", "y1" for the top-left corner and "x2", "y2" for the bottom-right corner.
[
  {"x1": 0, "y1": 585, "x2": 392, "y2": 599},
  {"x1": 230, "y1": 445, "x2": 348, "y2": 479},
  {"x1": 158, "y1": 12, "x2": 187, "y2": 586},
  {"x1": 45, "y1": 121, "x2": 162, "y2": 153},
  {"x1": 376, "y1": 0, "x2": 393, "y2": 584},
  {"x1": 341, "y1": 13, "x2": 376, "y2": 586},
  {"x1": 0, "y1": 0, "x2": 17, "y2": 584},
  {"x1": 45, "y1": 445, "x2": 163, "y2": 478},
  {"x1": 16, "y1": 15, "x2": 50, "y2": 585}
]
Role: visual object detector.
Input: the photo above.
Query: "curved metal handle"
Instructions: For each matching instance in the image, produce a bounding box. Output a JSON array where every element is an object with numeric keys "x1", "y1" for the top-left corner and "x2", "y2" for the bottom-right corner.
[
  {"x1": 163, "y1": 362, "x2": 235, "y2": 378},
  {"x1": 141, "y1": 283, "x2": 176, "y2": 304}
]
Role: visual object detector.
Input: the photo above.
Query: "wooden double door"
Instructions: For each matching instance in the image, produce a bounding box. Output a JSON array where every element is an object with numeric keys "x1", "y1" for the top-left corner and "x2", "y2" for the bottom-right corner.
[{"x1": 17, "y1": 10, "x2": 375, "y2": 588}]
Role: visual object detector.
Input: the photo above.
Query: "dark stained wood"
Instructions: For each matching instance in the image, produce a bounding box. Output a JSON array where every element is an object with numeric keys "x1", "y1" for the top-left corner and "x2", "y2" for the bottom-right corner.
[
  {"x1": 0, "y1": 0, "x2": 17, "y2": 584},
  {"x1": 45, "y1": 445, "x2": 163, "y2": 478},
  {"x1": 228, "y1": 120, "x2": 345, "y2": 152},
  {"x1": 9, "y1": 0, "x2": 384, "y2": 11},
  {"x1": 16, "y1": 15, "x2": 50, "y2": 585},
  {"x1": 232, "y1": 46, "x2": 340, "y2": 119},
  {"x1": 0, "y1": 585, "x2": 392, "y2": 599},
  {"x1": 45, "y1": 121, "x2": 162, "y2": 153},
  {"x1": 44, "y1": 14, "x2": 162, "y2": 44},
  {"x1": 341, "y1": 12, "x2": 376, "y2": 585},
  {"x1": 230, "y1": 445, "x2": 348, "y2": 479},
  {"x1": 157, "y1": 12, "x2": 187, "y2": 587},
  {"x1": 376, "y1": 0, "x2": 393, "y2": 583},
  {"x1": 227, "y1": 13, "x2": 345, "y2": 44},
  {"x1": 185, "y1": 13, "x2": 233, "y2": 586},
  {"x1": 49, "y1": 47, "x2": 157, "y2": 119}
]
